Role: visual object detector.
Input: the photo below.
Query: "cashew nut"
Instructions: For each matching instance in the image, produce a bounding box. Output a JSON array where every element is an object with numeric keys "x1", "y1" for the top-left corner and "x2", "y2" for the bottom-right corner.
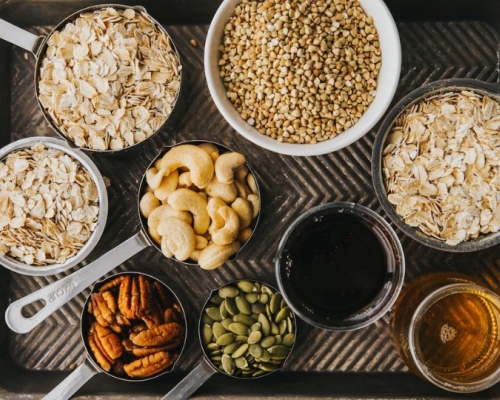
[
  {"x1": 189, "y1": 249, "x2": 201, "y2": 263},
  {"x1": 140, "y1": 192, "x2": 160, "y2": 219},
  {"x1": 207, "y1": 197, "x2": 227, "y2": 235},
  {"x1": 195, "y1": 235, "x2": 209, "y2": 250},
  {"x1": 154, "y1": 169, "x2": 179, "y2": 202},
  {"x1": 234, "y1": 180, "x2": 250, "y2": 199},
  {"x1": 197, "y1": 143, "x2": 220, "y2": 162},
  {"x1": 198, "y1": 241, "x2": 241, "y2": 270},
  {"x1": 148, "y1": 226, "x2": 162, "y2": 246},
  {"x1": 246, "y1": 172, "x2": 258, "y2": 194},
  {"x1": 234, "y1": 165, "x2": 249, "y2": 182},
  {"x1": 247, "y1": 194, "x2": 260, "y2": 219},
  {"x1": 161, "y1": 236, "x2": 176, "y2": 258},
  {"x1": 159, "y1": 144, "x2": 214, "y2": 189},
  {"x1": 237, "y1": 227, "x2": 253, "y2": 244},
  {"x1": 178, "y1": 172, "x2": 193, "y2": 188},
  {"x1": 214, "y1": 152, "x2": 246, "y2": 184},
  {"x1": 157, "y1": 217, "x2": 196, "y2": 261},
  {"x1": 205, "y1": 176, "x2": 238, "y2": 204},
  {"x1": 148, "y1": 204, "x2": 193, "y2": 229},
  {"x1": 212, "y1": 206, "x2": 240, "y2": 245},
  {"x1": 167, "y1": 188, "x2": 210, "y2": 235},
  {"x1": 231, "y1": 197, "x2": 253, "y2": 229},
  {"x1": 146, "y1": 167, "x2": 168, "y2": 190}
]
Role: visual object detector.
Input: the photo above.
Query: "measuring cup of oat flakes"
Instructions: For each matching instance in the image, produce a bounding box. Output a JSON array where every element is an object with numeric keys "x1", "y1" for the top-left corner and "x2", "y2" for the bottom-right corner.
[
  {"x1": 391, "y1": 272, "x2": 500, "y2": 393},
  {"x1": 372, "y1": 78, "x2": 500, "y2": 252},
  {"x1": 0, "y1": 4, "x2": 182, "y2": 154},
  {"x1": 5, "y1": 141, "x2": 261, "y2": 334},
  {"x1": 43, "y1": 272, "x2": 187, "y2": 400},
  {"x1": 0, "y1": 136, "x2": 108, "y2": 276},
  {"x1": 162, "y1": 279, "x2": 296, "y2": 400}
]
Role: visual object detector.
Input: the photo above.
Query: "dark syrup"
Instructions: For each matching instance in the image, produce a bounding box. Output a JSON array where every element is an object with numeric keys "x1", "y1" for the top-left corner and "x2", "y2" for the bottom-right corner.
[{"x1": 286, "y1": 212, "x2": 387, "y2": 319}]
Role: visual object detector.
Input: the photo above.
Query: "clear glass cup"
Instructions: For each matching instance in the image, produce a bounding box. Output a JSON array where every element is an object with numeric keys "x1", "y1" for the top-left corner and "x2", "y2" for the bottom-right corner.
[{"x1": 390, "y1": 272, "x2": 500, "y2": 393}]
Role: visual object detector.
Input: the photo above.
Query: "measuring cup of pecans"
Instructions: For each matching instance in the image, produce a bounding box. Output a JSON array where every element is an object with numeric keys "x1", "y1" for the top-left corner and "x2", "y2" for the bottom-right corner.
[
  {"x1": 0, "y1": 136, "x2": 108, "y2": 276},
  {"x1": 0, "y1": 4, "x2": 183, "y2": 154},
  {"x1": 43, "y1": 272, "x2": 187, "y2": 400}
]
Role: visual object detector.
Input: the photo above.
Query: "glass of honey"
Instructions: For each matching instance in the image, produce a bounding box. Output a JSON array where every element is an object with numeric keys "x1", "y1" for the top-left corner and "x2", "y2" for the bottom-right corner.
[
  {"x1": 390, "y1": 272, "x2": 500, "y2": 393},
  {"x1": 275, "y1": 202, "x2": 405, "y2": 331}
]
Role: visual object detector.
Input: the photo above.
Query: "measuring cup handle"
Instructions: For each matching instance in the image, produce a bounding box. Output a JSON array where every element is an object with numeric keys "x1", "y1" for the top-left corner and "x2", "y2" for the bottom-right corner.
[
  {"x1": 5, "y1": 231, "x2": 150, "y2": 334},
  {"x1": 0, "y1": 18, "x2": 43, "y2": 54},
  {"x1": 161, "y1": 359, "x2": 216, "y2": 400},
  {"x1": 43, "y1": 358, "x2": 98, "y2": 400}
]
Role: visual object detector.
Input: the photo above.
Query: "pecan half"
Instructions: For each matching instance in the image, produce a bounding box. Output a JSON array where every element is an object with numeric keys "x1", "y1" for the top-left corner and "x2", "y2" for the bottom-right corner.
[
  {"x1": 123, "y1": 351, "x2": 178, "y2": 378},
  {"x1": 131, "y1": 322, "x2": 185, "y2": 347},
  {"x1": 122, "y1": 338, "x2": 183, "y2": 357},
  {"x1": 93, "y1": 322, "x2": 123, "y2": 361}
]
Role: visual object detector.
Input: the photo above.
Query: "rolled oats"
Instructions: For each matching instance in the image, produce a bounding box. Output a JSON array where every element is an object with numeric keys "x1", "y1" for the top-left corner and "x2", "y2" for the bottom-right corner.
[
  {"x1": 38, "y1": 7, "x2": 181, "y2": 151},
  {"x1": 0, "y1": 143, "x2": 99, "y2": 265},
  {"x1": 383, "y1": 91, "x2": 500, "y2": 245}
]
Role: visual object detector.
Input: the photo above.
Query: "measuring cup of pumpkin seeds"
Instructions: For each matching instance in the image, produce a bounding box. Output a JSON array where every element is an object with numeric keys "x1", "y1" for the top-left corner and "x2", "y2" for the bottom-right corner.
[{"x1": 162, "y1": 279, "x2": 296, "y2": 400}]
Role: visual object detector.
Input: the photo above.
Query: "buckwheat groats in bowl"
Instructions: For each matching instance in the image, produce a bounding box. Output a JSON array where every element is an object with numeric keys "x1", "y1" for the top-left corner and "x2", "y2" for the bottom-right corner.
[
  {"x1": 37, "y1": 6, "x2": 182, "y2": 152},
  {"x1": 0, "y1": 137, "x2": 108, "y2": 275},
  {"x1": 205, "y1": 0, "x2": 401, "y2": 156},
  {"x1": 372, "y1": 79, "x2": 500, "y2": 252}
]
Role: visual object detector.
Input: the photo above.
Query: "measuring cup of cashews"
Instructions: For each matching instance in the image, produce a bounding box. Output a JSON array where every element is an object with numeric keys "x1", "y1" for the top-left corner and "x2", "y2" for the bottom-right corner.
[{"x1": 5, "y1": 141, "x2": 261, "y2": 335}]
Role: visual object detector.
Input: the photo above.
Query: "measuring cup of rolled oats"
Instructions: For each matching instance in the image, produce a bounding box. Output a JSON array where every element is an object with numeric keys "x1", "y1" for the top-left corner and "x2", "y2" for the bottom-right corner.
[
  {"x1": 0, "y1": 5, "x2": 183, "y2": 154},
  {"x1": 390, "y1": 272, "x2": 500, "y2": 393},
  {"x1": 0, "y1": 136, "x2": 108, "y2": 276}
]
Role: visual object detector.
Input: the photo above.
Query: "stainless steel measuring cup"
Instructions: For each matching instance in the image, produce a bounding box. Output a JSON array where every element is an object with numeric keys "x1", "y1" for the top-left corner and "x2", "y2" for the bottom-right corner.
[
  {"x1": 0, "y1": 136, "x2": 108, "y2": 276},
  {"x1": 43, "y1": 271, "x2": 187, "y2": 400},
  {"x1": 0, "y1": 4, "x2": 183, "y2": 154},
  {"x1": 5, "y1": 140, "x2": 261, "y2": 333},
  {"x1": 162, "y1": 279, "x2": 296, "y2": 400}
]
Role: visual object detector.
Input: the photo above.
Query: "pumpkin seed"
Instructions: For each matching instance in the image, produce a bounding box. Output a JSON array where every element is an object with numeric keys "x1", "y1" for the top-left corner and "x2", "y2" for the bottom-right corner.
[
  {"x1": 258, "y1": 348, "x2": 271, "y2": 362},
  {"x1": 245, "y1": 293, "x2": 260, "y2": 303},
  {"x1": 270, "y1": 292, "x2": 282, "y2": 314},
  {"x1": 225, "y1": 297, "x2": 238, "y2": 316},
  {"x1": 221, "y1": 317, "x2": 233, "y2": 330},
  {"x1": 261, "y1": 285, "x2": 274, "y2": 296},
  {"x1": 234, "y1": 356, "x2": 248, "y2": 369},
  {"x1": 258, "y1": 293, "x2": 269, "y2": 304},
  {"x1": 216, "y1": 332, "x2": 235, "y2": 346},
  {"x1": 268, "y1": 345, "x2": 290, "y2": 358},
  {"x1": 219, "y1": 285, "x2": 239, "y2": 298},
  {"x1": 202, "y1": 324, "x2": 213, "y2": 345},
  {"x1": 258, "y1": 362, "x2": 278, "y2": 372},
  {"x1": 278, "y1": 320, "x2": 287, "y2": 335},
  {"x1": 235, "y1": 334, "x2": 249, "y2": 343},
  {"x1": 220, "y1": 300, "x2": 228, "y2": 319},
  {"x1": 233, "y1": 314, "x2": 255, "y2": 326},
  {"x1": 275, "y1": 306, "x2": 290, "y2": 323},
  {"x1": 206, "y1": 307, "x2": 222, "y2": 322},
  {"x1": 249, "y1": 343, "x2": 263, "y2": 358},
  {"x1": 231, "y1": 343, "x2": 249, "y2": 359},
  {"x1": 251, "y1": 302, "x2": 266, "y2": 314},
  {"x1": 229, "y1": 322, "x2": 249, "y2": 336},
  {"x1": 270, "y1": 322, "x2": 280, "y2": 335},
  {"x1": 201, "y1": 314, "x2": 214, "y2": 325},
  {"x1": 223, "y1": 341, "x2": 241, "y2": 355},
  {"x1": 250, "y1": 322, "x2": 261, "y2": 332},
  {"x1": 287, "y1": 316, "x2": 293, "y2": 334},
  {"x1": 258, "y1": 313, "x2": 271, "y2": 336},
  {"x1": 210, "y1": 294, "x2": 223, "y2": 305},
  {"x1": 221, "y1": 354, "x2": 235, "y2": 375},
  {"x1": 213, "y1": 322, "x2": 227, "y2": 339},
  {"x1": 211, "y1": 354, "x2": 222, "y2": 363},
  {"x1": 237, "y1": 280, "x2": 256, "y2": 293},
  {"x1": 206, "y1": 343, "x2": 219, "y2": 351},
  {"x1": 248, "y1": 330, "x2": 262, "y2": 344},
  {"x1": 252, "y1": 369, "x2": 268, "y2": 377},
  {"x1": 274, "y1": 335, "x2": 282, "y2": 345},
  {"x1": 282, "y1": 333, "x2": 295, "y2": 347},
  {"x1": 209, "y1": 349, "x2": 222, "y2": 357},
  {"x1": 260, "y1": 335, "x2": 276, "y2": 349},
  {"x1": 235, "y1": 296, "x2": 251, "y2": 315}
]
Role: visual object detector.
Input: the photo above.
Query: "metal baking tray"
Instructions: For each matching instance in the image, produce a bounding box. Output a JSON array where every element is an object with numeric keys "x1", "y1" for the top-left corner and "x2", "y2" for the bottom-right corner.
[{"x1": 1, "y1": 0, "x2": 500, "y2": 398}]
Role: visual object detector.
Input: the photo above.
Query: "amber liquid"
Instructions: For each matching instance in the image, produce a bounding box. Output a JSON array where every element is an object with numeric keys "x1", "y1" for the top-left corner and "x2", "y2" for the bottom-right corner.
[
  {"x1": 416, "y1": 291, "x2": 499, "y2": 377},
  {"x1": 286, "y1": 213, "x2": 387, "y2": 319},
  {"x1": 391, "y1": 273, "x2": 500, "y2": 386}
]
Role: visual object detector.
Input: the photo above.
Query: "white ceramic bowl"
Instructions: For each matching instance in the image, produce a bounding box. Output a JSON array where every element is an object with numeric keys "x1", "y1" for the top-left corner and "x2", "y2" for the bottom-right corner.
[{"x1": 205, "y1": 0, "x2": 402, "y2": 156}]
